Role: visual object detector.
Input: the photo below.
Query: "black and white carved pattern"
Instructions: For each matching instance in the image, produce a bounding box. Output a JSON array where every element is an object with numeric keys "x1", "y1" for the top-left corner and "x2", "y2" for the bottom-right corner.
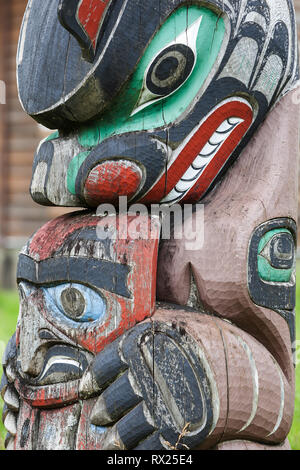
[
  {"x1": 161, "y1": 115, "x2": 244, "y2": 205},
  {"x1": 17, "y1": 0, "x2": 299, "y2": 128},
  {"x1": 217, "y1": 0, "x2": 298, "y2": 105}
]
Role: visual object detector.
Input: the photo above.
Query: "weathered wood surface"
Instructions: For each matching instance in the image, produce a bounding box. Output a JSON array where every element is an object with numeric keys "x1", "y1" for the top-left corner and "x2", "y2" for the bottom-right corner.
[
  {"x1": 2, "y1": 305, "x2": 296, "y2": 449},
  {"x1": 157, "y1": 90, "x2": 299, "y2": 378}
]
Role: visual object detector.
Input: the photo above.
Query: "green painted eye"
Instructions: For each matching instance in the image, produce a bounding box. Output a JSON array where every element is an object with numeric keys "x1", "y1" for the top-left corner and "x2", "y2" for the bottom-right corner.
[{"x1": 257, "y1": 229, "x2": 295, "y2": 283}]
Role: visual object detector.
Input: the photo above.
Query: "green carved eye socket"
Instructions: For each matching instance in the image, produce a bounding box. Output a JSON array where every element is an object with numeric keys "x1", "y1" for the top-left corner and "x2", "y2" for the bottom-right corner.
[
  {"x1": 77, "y1": 6, "x2": 225, "y2": 148},
  {"x1": 258, "y1": 229, "x2": 295, "y2": 283}
]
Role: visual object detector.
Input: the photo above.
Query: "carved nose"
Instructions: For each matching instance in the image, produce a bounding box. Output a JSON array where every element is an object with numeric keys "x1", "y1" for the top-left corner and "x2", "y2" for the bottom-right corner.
[
  {"x1": 83, "y1": 160, "x2": 142, "y2": 206},
  {"x1": 18, "y1": 293, "x2": 50, "y2": 378}
]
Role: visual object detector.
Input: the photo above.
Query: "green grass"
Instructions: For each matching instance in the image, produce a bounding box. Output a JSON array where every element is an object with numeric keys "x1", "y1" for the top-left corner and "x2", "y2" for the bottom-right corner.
[
  {"x1": 0, "y1": 280, "x2": 299, "y2": 450},
  {"x1": 0, "y1": 290, "x2": 19, "y2": 450},
  {"x1": 287, "y1": 263, "x2": 300, "y2": 450}
]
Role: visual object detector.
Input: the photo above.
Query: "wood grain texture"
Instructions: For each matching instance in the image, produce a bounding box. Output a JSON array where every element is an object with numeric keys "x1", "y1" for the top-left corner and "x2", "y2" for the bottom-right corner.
[
  {"x1": 214, "y1": 439, "x2": 291, "y2": 451},
  {"x1": 2, "y1": 0, "x2": 299, "y2": 452}
]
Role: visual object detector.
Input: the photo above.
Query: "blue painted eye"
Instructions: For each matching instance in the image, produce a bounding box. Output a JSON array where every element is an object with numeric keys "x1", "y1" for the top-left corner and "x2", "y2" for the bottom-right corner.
[{"x1": 42, "y1": 283, "x2": 106, "y2": 323}]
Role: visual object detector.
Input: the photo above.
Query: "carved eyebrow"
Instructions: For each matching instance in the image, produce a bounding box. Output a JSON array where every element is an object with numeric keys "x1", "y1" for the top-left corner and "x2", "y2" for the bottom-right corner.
[
  {"x1": 17, "y1": 254, "x2": 131, "y2": 298},
  {"x1": 58, "y1": 0, "x2": 112, "y2": 61}
]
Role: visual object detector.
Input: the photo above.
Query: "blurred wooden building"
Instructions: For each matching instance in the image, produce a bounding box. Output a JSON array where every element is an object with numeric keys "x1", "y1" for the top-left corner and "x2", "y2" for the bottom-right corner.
[
  {"x1": 0, "y1": 1, "x2": 66, "y2": 288},
  {"x1": 1, "y1": 0, "x2": 300, "y2": 288}
]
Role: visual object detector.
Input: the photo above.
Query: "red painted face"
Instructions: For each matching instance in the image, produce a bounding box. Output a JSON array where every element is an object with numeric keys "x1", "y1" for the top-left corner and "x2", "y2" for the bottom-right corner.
[{"x1": 15, "y1": 211, "x2": 160, "y2": 407}]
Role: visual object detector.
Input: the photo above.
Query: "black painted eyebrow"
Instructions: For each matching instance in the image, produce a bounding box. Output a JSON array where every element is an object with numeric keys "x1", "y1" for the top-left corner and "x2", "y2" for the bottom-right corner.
[{"x1": 17, "y1": 254, "x2": 131, "y2": 299}]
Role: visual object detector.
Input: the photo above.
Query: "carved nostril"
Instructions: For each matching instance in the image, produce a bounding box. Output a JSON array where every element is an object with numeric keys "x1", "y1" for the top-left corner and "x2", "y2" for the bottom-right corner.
[
  {"x1": 83, "y1": 160, "x2": 143, "y2": 206},
  {"x1": 38, "y1": 329, "x2": 59, "y2": 341}
]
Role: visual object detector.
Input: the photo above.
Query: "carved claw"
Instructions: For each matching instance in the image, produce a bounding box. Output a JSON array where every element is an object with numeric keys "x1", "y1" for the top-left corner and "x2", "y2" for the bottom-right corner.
[
  {"x1": 90, "y1": 371, "x2": 142, "y2": 426},
  {"x1": 78, "y1": 368, "x2": 101, "y2": 400},
  {"x1": 86, "y1": 321, "x2": 217, "y2": 450}
]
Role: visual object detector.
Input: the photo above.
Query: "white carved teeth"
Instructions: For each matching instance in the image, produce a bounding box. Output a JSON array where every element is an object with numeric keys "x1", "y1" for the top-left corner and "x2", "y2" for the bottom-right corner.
[
  {"x1": 228, "y1": 117, "x2": 242, "y2": 125},
  {"x1": 208, "y1": 131, "x2": 227, "y2": 146},
  {"x1": 161, "y1": 117, "x2": 243, "y2": 204},
  {"x1": 4, "y1": 412, "x2": 17, "y2": 436},
  {"x1": 216, "y1": 119, "x2": 237, "y2": 133},
  {"x1": 175, "y1": 169, "x2": 203, "y2": 193},
  {"x1": 200, "y1": 140, "x2": 221, "y2": 157}
]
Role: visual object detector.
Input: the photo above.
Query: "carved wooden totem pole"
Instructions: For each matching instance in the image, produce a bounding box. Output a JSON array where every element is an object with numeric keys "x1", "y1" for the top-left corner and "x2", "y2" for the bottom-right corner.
[{"x1": 1, "y1": 0, "x2": 299, "y2": 451}]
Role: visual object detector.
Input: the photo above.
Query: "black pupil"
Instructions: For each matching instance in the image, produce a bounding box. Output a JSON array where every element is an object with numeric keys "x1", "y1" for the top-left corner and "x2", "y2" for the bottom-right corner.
[
  {"x1": 269, "y1": 233, "x2": 294, "y2": 270},
  {"x1": 155, "y1": 57, "x2": 179, "y2": 81},
  {"x1": 61, "y1": 287, "x2": 85, "y2": 319}
]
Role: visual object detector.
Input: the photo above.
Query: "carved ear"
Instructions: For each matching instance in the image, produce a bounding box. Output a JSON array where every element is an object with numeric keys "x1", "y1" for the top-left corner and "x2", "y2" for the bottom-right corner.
[{"x1": 57, "y1": 0, "x2": 112, "y2": 62}]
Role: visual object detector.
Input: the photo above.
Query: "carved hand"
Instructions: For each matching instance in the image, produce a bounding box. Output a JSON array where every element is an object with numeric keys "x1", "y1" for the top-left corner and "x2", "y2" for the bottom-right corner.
[{"x1": 79, "y1": 320, "x2": 215, "y2": 450}]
